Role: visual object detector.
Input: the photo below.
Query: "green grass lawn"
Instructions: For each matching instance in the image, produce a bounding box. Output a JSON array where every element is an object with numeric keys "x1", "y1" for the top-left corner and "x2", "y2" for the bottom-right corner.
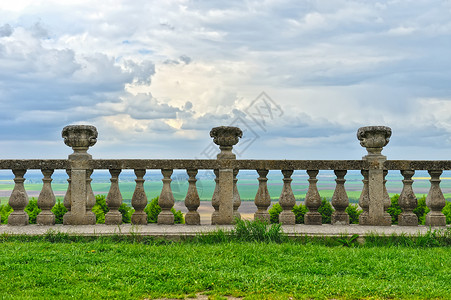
[{"x1": 1, "y1": 238, "x2": 450, "y2": 299}]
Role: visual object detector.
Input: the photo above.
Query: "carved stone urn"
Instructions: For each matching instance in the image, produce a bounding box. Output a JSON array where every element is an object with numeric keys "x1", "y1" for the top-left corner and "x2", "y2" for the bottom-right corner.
[
  {"x1": 62, "y1": 125, "x2": 98, "y2": 159},
  {"x1": 210, "y1": 126, "x2": 243, "y2": 159},
  {"x1": 357, "y1": 126, "x2": 391, "y2": 157}
]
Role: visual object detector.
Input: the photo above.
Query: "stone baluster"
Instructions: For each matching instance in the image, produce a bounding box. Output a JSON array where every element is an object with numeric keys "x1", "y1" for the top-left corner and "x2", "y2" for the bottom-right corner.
[
  {"x1": 131, "y1": 169, "x2": 148, "y2": 225},
  {"x1": 210, "y1": 126, "x2": 242, "y2": 225},
  {"x1": 62, "y1": 125, "x2": 97, "y2": 225},
  {"x1": 85, "y1": 169, "x2": 96, "y2": 224},
  {"x1": 278, "y1": 170, "x2": 296, "y2": 225},
  {"x1": 254, "y1": 169, "x2": 271, "y2": 222},
  {"x1": 357, "y1": 126, "x2": 392, "y2": 226},
  {"x1": 185, "y1": 169, "x2": 201, "y2": 225},
  {"x1": 398, "y1": 170, "x2": 418, "y2": 226},
  {"x1": 105, "y1": 169, "x2": 123, "y2": 225},
  {"x1": 425, "y1": 170, "x2": 446, "y2": 226},
  {"x1": 8, "y1": 169, "x2": 29, "y2": 226},
  {"x1": 305, "y1": 170, "x2": 322, "y2": 225},
  {"x1": 233, "y1": 169, "x2": 241, "y2": 221},
  {"x1": 383, "y1": 170, "x2": 391, "y2": 217},
  {"x1": 158, "y1": 169, "x2": 175, "y2": 225},
  {"x1": 359, "y1": 170, "x2": 370, "y2": 225},
  {"x1": 36, "y1": 169, "x2": 56, "y2": 225},
  {"x1": 63, "y1": 169, "x2": 72, "y2": 222},
  {"x1": 331, "y1": 170, "x2": 349, "y2": 225},
  {"x1": 211, "y1": 169, "x2": 220, "y2": 225}
]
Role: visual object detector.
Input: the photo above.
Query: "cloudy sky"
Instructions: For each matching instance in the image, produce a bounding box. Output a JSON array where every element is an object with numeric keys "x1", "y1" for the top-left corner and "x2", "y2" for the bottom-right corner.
[{"x1": 1, "y1": 0, "x2": 451, "y2": 160}]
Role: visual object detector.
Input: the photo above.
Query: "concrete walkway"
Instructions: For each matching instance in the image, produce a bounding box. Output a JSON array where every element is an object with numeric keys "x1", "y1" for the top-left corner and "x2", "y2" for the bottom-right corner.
[{"x1": 0, "y1": 224, "x2": 449, "y2": 238}]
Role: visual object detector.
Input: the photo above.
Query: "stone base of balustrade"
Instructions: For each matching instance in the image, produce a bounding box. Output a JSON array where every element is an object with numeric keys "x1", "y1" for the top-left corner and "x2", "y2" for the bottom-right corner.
[
  {"x1": 2, "y1": 224, "x2": 448, "y2": 239},
  {"x1": 398, "y1": 213, "x2": 418, "y2": 226},
  {"x1": 63, "y1": 212, "x2": 96, "y2": 225},
  {"x1": 233, "y1": 211, "x2": 241, "y2": 221},
  {"x1": 36, "y1": 212, "x2": 55, "y2": 226},
  {"x1": 8, "y1": 212, "x2": 29, "y2": 226},
  {"x1": 105, "y1": 211, "x2": 122, "y2": 225},
  {"x1": 158, "y1": 211, "x2": 175, "y2": 225},
  {"x1": 331, "y1": 212, "x2": 349, "y2": 225},
  {"x1": 185, "y1": 211, "x2": 201, "y2": 225},
  {"x1": 359, "y1": 212, "x2": 370, "y2": 225},
  {"x1": 425, "y1": 212, "x2": 446, "y2": 226},
  {"x1": 211, "y1": 212, "x2": 219, "y2": 225},
  {"x1": 254, "y1": 211, "x2": 270, "y2": 223},
  {"x1": 359, "y1": 212, "x2": 391, "y2": 226},
  {"x1": 279, "y1": 211, "x2": 295, "y2": 225},
  {"x1": 131, "y1": 212, "x2": 147, "y2": 225},
  {"x1": 305, "y1": 212, "x2": 322, "y2": 225}
]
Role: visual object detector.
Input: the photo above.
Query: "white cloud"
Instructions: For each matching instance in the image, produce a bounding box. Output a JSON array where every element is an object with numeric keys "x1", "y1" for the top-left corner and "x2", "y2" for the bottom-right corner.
[{"x1": 1, "y1": 0, "x2": 451, "y2": 160}]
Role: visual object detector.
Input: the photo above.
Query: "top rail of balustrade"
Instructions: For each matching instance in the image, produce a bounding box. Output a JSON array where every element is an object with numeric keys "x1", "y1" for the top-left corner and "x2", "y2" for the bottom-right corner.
[
  {"x1": 89, "y1": 159, "x2": 369, "y2": 170},
  {"x1": 2, "y1": 159, "x2": 451, "y2": 171},
  {"x1": 0, "y1": 160, "x2": 68, "y2": 170},
  {"x1": 384, "y1": 160, "x2": 451, "y2": 170}
]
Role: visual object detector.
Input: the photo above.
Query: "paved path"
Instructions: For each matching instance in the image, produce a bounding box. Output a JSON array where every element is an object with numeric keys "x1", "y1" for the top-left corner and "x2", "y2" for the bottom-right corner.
[{"x1": 0, "y1": 223, "x2": 449, "y2": 238}]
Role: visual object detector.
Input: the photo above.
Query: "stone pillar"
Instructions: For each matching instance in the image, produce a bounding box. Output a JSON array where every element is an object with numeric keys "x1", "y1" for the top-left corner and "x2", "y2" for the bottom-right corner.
[
  {"x1": 305, "y1": 170, "x2": 322, "y2": 225},
  {"x1": 278, "y1": 170, "x2": 296, "y2": 225},
  {"x1": 359, "y1": 170, "x2": 370, "y2": 225},
  {"x1": 105, "y1": 169, "x2": 123, "y2": 225},
  {"x1": 8, "y1": 169, "x2": 29, "y2": 226},
  {"x1": 210, "y1": 126, "x2": 242, "y2": 225},
  {"x1": 232, "y1": 169, "x2": 241, "y2": 221},
  {"x1": 331, "y1": 170, "x2": 349, "y2": 225},
  {"x1": 185, "y1": 169, "x2": 201, "y2": 225},
  {"x1": 131, "y1": 169, "x2": 148, "y2": 225},
  {"x1": 62, "y1": 125, "x2": 97, "y2": 225},
  {"x1": 357, "y1": 126, "x2": 392, "y2": 226},
  {"x1": 158, "y1": 169, "x2": 175, "y2": 225},
  {"x1": 254, "y1": 169, "x2": 271, "y2": 222},
  {"x1": 36, "y1": 169, "x2": 56, "y2": 225},
  {"x1": 211, "y1": 169, "x2": 220, "y2": 225},
  {"x1": 425, "y1": 170, "x2": 446, "y2": 226},
  {"x1": 398, "y1": 170, "x2": 418, "y2": 226}
]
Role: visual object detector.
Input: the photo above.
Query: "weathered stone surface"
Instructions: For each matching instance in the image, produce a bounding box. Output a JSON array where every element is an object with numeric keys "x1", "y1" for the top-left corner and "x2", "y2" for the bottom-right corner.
[
  {"x1": 357, "y1": 126, "x2": 391, "y2": 157},
  {"x1": 279, "y1": 170, "x2": 296, "y2": 225},
  {"x1": 358, "y1": 126, "x2": 391, "y2": 226},
  {"x1": 62, "y1": 125, "x2": 97, "y2": 160},
  {"x1": 211, "y1": 169, "x2": 220, "y2": 225},
  {"x1": 217, "y1": 169, "x2": 234, "y2": 225},
  {"x1": 398, "y1": 170, "x2": 418, "y2": 226},
  {"x1": 36, "y1": 169, "x2": 56, "y2": 225},
  {"x1": 305, "y1": 170, "x2": 322, "y2": 225},
  {"x1": 85, "y1": 169, "x2": 96, "y2": 225},
  {"x1": 331, "y1": 170, "x2": 349, "y2": 225},
  {"x1": 4, "y1": 123, "x2": 451, "y2": 231},
  {"x1": 105, "y1": 169, "x2": 123, "y2": 225},
  {"x1": 8, "y1": 169, "x2": 29, "y2": 226},
  {"x1": 384, "y1": 160, "x2": 451, "y2": 170},
  {"x1": 158, "y1": 169, "x2": 175, "y2": 225},
  {"x1": 210, "y1": 126, "x2": 242, "y2": 159},
  {"x1": 232, "y1": 169, "x2": 241, "y2": 221},
  {"x1": 359, "y1": 170, "x2": 370, "y2": 225},
  {"x1": 87, "y1": 159, "x2": 368, "y2": 171},
  {"x1": 131, "y1": 169, "x2": 148, "y2": 225},
  {"x1": 63, "y1": 169, "x2": 72, "y2": 224},
  {"x1": 185, "y1": 169, "x2": 200, "y2": 225},
  {"x1": 254, "y1": 169, "x2": 271, "y2": 222},
  {"x1": 426, "y1": 170, "x2": 446, "y2": 226}
]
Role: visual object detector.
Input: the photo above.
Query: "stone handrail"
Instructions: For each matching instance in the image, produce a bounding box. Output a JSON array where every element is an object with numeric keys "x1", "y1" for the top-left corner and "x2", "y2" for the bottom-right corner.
[{"x1": 0, "y1": 125, "x2": 449, "y2": 227}]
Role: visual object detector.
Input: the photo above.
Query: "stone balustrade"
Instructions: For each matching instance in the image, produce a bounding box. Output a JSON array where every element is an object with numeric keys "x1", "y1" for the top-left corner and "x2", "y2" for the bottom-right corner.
[{"x1": 0, "y1": 125, "x2": 449, "y2": 227}]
